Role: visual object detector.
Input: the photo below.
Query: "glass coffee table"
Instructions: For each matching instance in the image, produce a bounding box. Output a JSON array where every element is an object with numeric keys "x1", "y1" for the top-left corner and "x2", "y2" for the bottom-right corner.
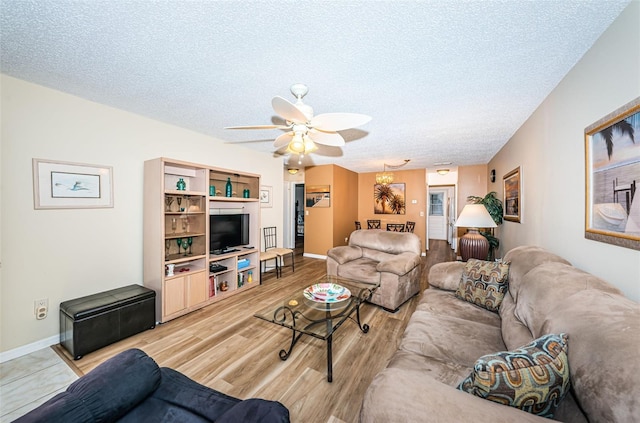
[{"x1": 254, "y1": 275, "x2": 379, "y2": 382}]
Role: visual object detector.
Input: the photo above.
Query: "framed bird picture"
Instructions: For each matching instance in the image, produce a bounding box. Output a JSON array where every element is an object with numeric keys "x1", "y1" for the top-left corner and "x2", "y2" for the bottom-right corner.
[{"x1": 32, "y1": 159, "x2": 113, "y2": 209}]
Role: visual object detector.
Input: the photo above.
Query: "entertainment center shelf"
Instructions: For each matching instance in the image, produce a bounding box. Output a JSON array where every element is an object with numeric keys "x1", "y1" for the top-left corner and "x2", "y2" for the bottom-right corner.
[{"x1": 144, "y1": 157, "x2": 261, "y2": 323}]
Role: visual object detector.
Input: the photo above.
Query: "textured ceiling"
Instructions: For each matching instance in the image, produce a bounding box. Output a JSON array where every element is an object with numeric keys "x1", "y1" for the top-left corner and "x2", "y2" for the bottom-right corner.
[{"x1": 0, "y1": 0, "x2": 631, "y2": 173}]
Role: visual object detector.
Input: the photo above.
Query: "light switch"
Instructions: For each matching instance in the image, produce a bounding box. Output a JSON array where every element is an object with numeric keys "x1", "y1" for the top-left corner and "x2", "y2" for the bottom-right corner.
[{"x1": 411, "y1": 199, "x2": 417, "y2": 204}]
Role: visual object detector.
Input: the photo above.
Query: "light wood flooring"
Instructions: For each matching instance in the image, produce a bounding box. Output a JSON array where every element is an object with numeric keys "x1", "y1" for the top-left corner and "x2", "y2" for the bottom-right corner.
[{"x1": 55, "y1": 240, "x2": 455, "y2": 423}]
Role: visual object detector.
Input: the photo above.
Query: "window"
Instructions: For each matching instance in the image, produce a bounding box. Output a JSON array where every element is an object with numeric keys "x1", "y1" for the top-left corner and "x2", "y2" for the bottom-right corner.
[{"x1": 429, "y1": 192, "x2": 444, "y2": 216}]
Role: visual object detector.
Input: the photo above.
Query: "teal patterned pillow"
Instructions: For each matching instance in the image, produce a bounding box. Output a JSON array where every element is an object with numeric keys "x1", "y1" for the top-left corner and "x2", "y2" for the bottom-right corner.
[
  {"x1": 458, "y1": 333, "x2": 570, "y2": 418},
  {"x1": 455, "y1": 259, "x2": 509, "y2": 312}
]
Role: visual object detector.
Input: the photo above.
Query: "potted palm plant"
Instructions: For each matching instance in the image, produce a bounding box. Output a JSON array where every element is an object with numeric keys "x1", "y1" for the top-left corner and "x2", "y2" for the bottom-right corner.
[{"x1": 467, "y1": 192, "x2": 503, "y2": 260}]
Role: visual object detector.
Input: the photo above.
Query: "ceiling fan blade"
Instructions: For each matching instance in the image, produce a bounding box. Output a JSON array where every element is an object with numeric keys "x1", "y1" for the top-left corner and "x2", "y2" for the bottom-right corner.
[
  {"x1": 273, "y1": 132, "x2": 294, "y2": 148},
  {"x1": 308, "y1": 129, "x2": 345, "y2": 147},
  {"x1": 309, "y1": 113, "x2": 371, "y2": 131},
  {"x1": 272, "y1": 96, "x2": 308, "y2": 124},
  {"x1": 224, "y1": 124, "x2": 289, "y2": 130}
]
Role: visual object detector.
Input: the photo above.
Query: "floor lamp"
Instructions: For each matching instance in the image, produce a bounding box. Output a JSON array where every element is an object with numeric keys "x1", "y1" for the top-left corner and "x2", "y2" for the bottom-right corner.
[{"x1": 454, "y1": 204, "x2": 497, "y2": 261}]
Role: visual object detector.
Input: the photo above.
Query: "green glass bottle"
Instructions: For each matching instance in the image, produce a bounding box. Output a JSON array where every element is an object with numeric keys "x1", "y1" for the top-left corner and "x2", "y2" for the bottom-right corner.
[{"x1": 225, "y1": 177, "x2": 232, "y2": 197}]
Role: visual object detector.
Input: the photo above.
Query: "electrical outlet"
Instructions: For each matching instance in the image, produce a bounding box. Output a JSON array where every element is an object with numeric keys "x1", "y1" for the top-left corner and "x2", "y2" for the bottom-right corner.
[
  {"x1": 34, "y1": 298, "x2": 48, "y2": 320},
  {"x1": 344, "y1": 237, "x2": 348, "y2": 243}
]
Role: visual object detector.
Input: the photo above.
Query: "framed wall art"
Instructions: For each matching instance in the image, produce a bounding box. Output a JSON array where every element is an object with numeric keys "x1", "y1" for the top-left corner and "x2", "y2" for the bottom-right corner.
[
  {"x1": 32, "y1": 159, "x2": 113, "y2": 209},
  {"x1": 503, "y1": 167, "x2": 521, "y2": 222},
  {"x1": 259, "y1": 185, "x2": 272, "y2": 208},
  {"x1": 584, "y1": 97, "x2": 640, "y2": 250},
  {"x1": 305, "y1": 185, "x2": 331, "y2": 208},
  {"x1": 374, "y1": 183, "x2": 405, "y2": 214}
]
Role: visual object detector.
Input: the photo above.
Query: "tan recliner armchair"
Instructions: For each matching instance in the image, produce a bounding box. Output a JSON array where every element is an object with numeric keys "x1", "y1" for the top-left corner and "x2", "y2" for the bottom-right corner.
[{"x1": 326, "y1": 230, "x2": 422, "y2": 312}]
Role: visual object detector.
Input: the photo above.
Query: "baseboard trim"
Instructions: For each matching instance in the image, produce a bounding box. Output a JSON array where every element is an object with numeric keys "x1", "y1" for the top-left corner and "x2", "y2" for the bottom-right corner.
[
  {"x1": 0, "y1": 334, "x2": 60, "y2": 363},
  {"x1": 303, "y1": 253, "x2": 326, "y2": 260}
]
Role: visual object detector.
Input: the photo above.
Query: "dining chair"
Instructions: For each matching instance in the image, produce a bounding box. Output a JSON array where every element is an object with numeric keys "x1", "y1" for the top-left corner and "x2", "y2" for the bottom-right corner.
[
  {"x1": 367, "y1": 219, "x2": 381, "y2": 229},
  {"x1": 404, "y1": 221, "x2": 416, "y2": 233},
  {"x1": 260, "y1": 250, "x2": 280, "y2": 279},
  {"x1": 386, "y1": 223, "x2": 405, "y2": 232},
  {"x1": 263, "y1": 226, "x2": 295, "y2": 275}
]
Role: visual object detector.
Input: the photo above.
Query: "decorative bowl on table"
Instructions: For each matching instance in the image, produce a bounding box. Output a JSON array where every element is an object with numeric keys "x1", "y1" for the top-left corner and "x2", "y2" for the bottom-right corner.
[{"x1": 303, "y1": 283, "x2": 351, "y2": 303}]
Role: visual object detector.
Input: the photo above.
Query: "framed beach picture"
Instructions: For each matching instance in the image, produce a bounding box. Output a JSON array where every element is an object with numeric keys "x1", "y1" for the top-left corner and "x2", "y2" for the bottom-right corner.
[
  {"x1": 584, "y1": 97, "x2": 640, "y2": 250},
  {"x1": 374, "y1": 183, "x2": 405, "y2": 214},
  {"x1": 32, "y1": 159, "x2": 113, "y2": 209},
  {"x1": 503, "y1": 167, "x2": 521, "y2": 222},
  {"x1": 305, "y1": 185, "x2": 331, "y2": 208}
]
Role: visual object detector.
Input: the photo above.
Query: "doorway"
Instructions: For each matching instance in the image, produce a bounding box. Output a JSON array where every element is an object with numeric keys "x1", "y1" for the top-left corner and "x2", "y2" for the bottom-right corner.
[
  {"x1": 294, "y1": 183, "x2": 304, "y2": 251},
  {"x1": 427, "y1": 186, "x2": 455, "y2": 249}
]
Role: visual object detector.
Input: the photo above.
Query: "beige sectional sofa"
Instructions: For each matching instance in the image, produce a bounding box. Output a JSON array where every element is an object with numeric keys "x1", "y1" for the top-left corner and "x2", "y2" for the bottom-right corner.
[
  {"x1": 326, "y1": 229, "x2": 422, "y2": 312},
  {"x1": 360, "y1": 246, "x2": 640, "y2": 422}
]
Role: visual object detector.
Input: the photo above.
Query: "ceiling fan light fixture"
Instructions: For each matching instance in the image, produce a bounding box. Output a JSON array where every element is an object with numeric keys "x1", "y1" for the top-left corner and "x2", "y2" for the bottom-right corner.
[
  {"x1": 303, "y1": 135, "x2": 317, "y2": 153},
  {"x1": 289, "y1": 133, "x2": 305, "y2": 153},
  {"x1": 437, "y1": 168, "x2": 450, "y2": 175}
]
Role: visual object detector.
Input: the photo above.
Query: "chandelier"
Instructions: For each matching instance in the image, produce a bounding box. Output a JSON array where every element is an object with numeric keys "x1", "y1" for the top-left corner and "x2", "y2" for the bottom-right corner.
[
  {"x1": 376, "y1": 164, "x2": 394, "y2": 185},
  {"x1": 376, "y1": 160, "x2": 410, "y2": 185}
]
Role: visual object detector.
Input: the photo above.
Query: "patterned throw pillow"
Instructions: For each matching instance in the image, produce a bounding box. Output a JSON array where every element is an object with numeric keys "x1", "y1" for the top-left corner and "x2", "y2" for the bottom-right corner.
[
  {"x1": 458, "y1": 333, "x2": 570, "y2": 418},
  {"x1": 455, "y1": 259, "x2": 509, "y2": 312}
]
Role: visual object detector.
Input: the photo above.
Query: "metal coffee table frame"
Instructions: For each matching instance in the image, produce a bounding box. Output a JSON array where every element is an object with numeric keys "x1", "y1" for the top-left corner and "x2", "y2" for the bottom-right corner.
[{"x1": 254, "y1": 275, "x2": 379, "y2": 382}]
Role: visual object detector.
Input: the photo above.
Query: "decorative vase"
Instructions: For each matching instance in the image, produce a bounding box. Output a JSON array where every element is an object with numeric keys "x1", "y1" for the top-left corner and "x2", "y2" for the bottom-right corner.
[
  {"x1": 225, "y1": 177, "x2": 232, "y2": 197},
  {"x1": 209, "y1": 185, "x2": 215, "y2": 196},
  {"x1": 176, "y1": 178, "x2": 186, "y2": 191},
  {"x1": 243, "y1": 188, "x2": 250, "y2": 198}
]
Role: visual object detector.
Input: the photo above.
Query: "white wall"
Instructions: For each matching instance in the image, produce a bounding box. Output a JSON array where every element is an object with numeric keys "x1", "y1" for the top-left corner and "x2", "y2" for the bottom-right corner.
[
  {"x1": 0, "y1": 75, "x2": 284, "y2": 355},
  {"x1": 489, "y1": 1, "x2": 640, "y2": 301}
]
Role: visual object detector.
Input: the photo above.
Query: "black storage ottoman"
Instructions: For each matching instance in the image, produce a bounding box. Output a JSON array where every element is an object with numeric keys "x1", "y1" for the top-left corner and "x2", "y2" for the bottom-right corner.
[{"x1": 60, "y1": 285, "x2": 156, "y2": 360}]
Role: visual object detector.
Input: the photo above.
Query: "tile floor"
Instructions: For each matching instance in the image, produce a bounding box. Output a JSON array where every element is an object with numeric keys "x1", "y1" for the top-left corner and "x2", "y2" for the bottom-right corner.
[{"x1": 0, "y1": 348, "x2": 77, "y2": 422}]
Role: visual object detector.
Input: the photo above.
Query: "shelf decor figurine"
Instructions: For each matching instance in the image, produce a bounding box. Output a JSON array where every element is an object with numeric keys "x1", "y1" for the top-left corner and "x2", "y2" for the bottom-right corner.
[
  {"x1": 225, "y1": 177, "x2": 232, "y2": 197},
  {"x1": 176, "y1": 178, "x2": 186, "y2": 191}
]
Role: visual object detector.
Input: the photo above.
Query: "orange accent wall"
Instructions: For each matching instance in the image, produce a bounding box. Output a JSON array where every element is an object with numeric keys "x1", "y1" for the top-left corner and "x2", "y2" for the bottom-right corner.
[
  {"x1": 303, "y1": 164, "x2": 359, "y2": 255},
  {"x1": 358, "y1": 169, "x2": 427, "y2": 251}
]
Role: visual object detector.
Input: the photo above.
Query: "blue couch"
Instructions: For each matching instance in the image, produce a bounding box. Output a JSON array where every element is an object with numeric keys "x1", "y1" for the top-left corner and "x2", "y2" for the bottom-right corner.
[{"x1": 16, "y1": 348, "x2": 289, "y2": 422}]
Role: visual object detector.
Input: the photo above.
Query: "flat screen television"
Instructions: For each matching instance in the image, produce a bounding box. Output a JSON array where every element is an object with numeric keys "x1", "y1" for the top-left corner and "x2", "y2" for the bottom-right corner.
[{"x1": 209, "y1": 213, "x2": 249, "y2": 253}]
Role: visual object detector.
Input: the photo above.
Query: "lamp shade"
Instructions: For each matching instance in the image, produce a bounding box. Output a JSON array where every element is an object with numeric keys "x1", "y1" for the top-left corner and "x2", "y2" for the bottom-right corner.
[{"x1": 454, "y1": 204, "x2": 497, "y2": 229}]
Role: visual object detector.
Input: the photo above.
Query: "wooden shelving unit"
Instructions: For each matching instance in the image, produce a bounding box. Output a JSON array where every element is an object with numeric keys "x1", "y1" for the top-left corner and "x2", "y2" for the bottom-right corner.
[{"x1": 144, "y1": 157, "x2": 261, "y2": 323}]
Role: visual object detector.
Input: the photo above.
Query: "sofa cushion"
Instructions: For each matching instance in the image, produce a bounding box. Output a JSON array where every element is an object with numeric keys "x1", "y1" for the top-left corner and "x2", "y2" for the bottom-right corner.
[
  {"x1": 458, "y1": 333, "x2": 570, "y2": 418},
  {"x1": 13, "y1": 392, "x2": 94, "y2": 423},
  {"x1": 541, "y1": 289, "x2": 640, "y2": 423},
  {"x1": 502, "y1": 246, "x2": 570, "y2": 302},
  {"x1": 513, "y1": 262, "x2": 623, "y2": 338},
  {"x1": 336, "y1": 257, "x2": 381, "y2": 284},
  {"x1": 455, "y1": 259, "x2": 509, "y2": 312},
  {"x1": 402, "y1": 290, "x2": 504, "y2": 367},
  {"x1": 326, "y1": 245, "x2": 362, "y2": 264},
  {"x1": 376, "y1": 252, "x2": 421, "y2": 275},
  {"x1": 66, "y1": 348, "x2": 160, "y2": 421},
  {"x1": 217, "y1": 398, "x2": 291, "y2": 423},
  {"x1": 499, "y1": 291, "x2": 534, "y2": 350},
  {"x1": 361, "y1": 367, "x2": 548, "y2": 423},
  {"x1": 348, "y1": 229, "x2": 422, "y2": 255},
  {"x1": 428, "y1": 261, "x2": 465, "y2": 291}
]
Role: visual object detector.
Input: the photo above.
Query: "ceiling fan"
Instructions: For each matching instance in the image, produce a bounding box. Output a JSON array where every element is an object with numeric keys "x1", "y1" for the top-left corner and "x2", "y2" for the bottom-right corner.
[{"x1": 225, "y1": 83, "x2": 371, "y2": 155}]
